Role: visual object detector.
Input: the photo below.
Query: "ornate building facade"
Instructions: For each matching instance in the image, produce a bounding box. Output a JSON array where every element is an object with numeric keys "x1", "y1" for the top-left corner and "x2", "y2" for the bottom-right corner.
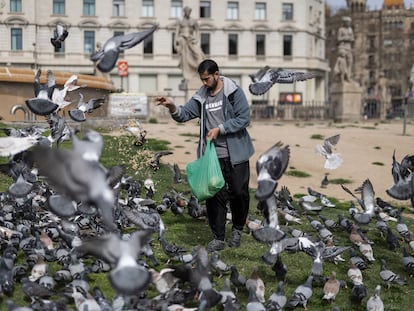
[
  {"x1": 0, "y1": 0, "x2": 328, "y2": 112},
  {"x1": 326, "y1": 0, "x2": 414, "y2": 117}
]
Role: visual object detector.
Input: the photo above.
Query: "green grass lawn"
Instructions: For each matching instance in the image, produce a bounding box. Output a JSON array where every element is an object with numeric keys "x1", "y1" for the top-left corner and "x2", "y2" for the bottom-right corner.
[{"x1": 1, "y1": 128, "x2": 413, "y2": 310}]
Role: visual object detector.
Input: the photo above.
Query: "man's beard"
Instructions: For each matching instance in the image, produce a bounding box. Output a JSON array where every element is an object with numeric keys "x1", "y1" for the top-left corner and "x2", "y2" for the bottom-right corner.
[{"x1": 207, "y1": 77, "x2": 218, "y2": 92}]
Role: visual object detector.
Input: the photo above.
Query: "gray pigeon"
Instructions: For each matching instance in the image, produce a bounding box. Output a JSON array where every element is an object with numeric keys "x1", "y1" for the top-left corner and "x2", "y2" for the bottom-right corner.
[
  {"x1": 249, "y1": 67, "x2": 315, "y2": 95},
  {"x1": 265, "y1": 280, "x2": 287, "y2": 311},
  {"x1": 75, "y1": 230, "x2": 153, "y2": 295},
  {"x1": 69, "y1": 93, "x2": 105, "y2": 122},
  {"x1": 286, "y1": 275, "x2": 313, "y2": 310},
  {"x1": 386, "y1": 151, "x2": 414, "y2": 201},
  {"x1": 366, "y1": 285, "x2": 384, "y2": 311},
  {"x1": 255, "y1": 141, "x2": 290, "y2": 201},
  {"x1": 90, "y1": 25, "x2": 157, "y2": 72},
  {"x1": 25, "y1": 69, "x2": 58, "y2": 116},
  {"x1": 29, "y1": 144, "x2": 118, "y2": 231},
  {"x1": 379, "y1": 258, "x2": 407, "y2": 288}
]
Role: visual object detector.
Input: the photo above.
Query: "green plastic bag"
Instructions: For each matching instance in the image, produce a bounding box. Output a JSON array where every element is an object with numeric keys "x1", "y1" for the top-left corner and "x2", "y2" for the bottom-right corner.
[{"x1": 186, "y1": 140, "x2": 225, "y2": 201}]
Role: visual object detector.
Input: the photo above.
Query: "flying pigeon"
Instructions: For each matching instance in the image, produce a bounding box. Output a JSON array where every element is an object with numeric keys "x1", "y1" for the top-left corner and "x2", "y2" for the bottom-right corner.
[
  {"x1": 75, "y1": 230, "x2": 153, "y2": 295},
  {"x1": 25, "y1": 69, "x2": 59, "y2": 116},
  {"x1": 315, "y1": 134, "x2": 343, "y2": 170},
  {"x1": 69, "y1": 93, "x2": 105, "y2": 122},
  {"x1": 50, "y1": 23, "x2": 68, "y2": 49},
  {"x1": 255, "y1": 141, "x2": 290, "y2": 201},
  {"x1": 90, "y1": 25, "x2": 157, "y2": 73},
  {"x1": 386, "y1": 151, "x2": 414, "y2": 201},
  {"x1": 249, "y1": 66, "x2": 315, "y2": 95}
]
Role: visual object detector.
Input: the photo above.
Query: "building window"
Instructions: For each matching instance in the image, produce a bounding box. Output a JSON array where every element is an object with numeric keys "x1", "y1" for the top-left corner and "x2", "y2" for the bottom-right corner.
[
  {"x1": 200, "y1": 1, "x2": 211, "y2": 18},
  {"x1": 11, "y1": 28, "x2": 22, "y2": 51},
  {"x1": 10, "y1": 0, "x2": 22, "y2": 12},
  {"x1": 282, "y1": 3, "x2": 293, "y2": 21},
  {"x1": 227, "y1": 2, "x2": 238, "y2": 20},
  {"x1": 255, "y1": 2, "x2": 266, "y2": 20},
  {"x1": 53, "y1": 0, "x2": 65, "y2": 15},
  {"x1": 228, "y1": 33, "x2": 238, "y2": 55},
  {"x1": 83, "y1": 0, "x2": 95, "y2": 16},
  {"x1": 171, "y1": 0, "x2": 182, "y2": 18},
  {"x1": 142, "y1": 0, "x2": 154, "y2": 17},
  {"x1": 201, "y1": 33, "x2": 210, "y2": 54},
  {"x1": 256, "y1": 34, "x2": 265, "y2": 56},
  {"x1": 113, "y1": 0, "x2": 125, "y2": 16},
  {"x1": 172, "y1": 33, "x2": 177, "y2": 54},
  {"x1": 143, "y1": 31, "x2": 154, "y2": 54},
  {"x1": 84, "y1": 31, "x2": 95, "y2": 54},
  {"x1": 283, "y1": 34, "x2": 292, "y2": 56}
]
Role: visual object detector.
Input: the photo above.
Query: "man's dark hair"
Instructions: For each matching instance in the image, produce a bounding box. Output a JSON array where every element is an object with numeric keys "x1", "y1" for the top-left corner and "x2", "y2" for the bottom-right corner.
[{"x1": 197, "y1": 59, "x2": 219, "y2": 74}]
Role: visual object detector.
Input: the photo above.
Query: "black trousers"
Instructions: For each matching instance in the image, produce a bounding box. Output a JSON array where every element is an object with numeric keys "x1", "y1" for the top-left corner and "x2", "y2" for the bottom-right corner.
[{"x1": 206, "y1": 158, "x2": 250, "y2": 240}]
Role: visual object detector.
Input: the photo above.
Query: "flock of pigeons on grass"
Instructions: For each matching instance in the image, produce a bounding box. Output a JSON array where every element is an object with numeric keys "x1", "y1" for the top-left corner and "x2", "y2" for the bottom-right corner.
[{"x1": 0, "y1": 22, "x2": 412, "y2": 311}]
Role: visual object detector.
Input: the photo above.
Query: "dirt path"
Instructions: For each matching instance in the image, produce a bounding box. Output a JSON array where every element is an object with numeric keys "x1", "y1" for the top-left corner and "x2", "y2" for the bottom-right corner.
[{"x1": 117, "y1": 118, "x2": 414, "y2": 204}]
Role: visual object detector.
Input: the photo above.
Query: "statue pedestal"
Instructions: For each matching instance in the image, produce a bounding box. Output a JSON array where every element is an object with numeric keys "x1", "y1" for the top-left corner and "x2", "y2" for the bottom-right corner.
[
  {"x1": 330, "y1": 81, "x2": 362, "y2": 122},
  {"x1": 180, "y1": 73, "x2": 202, "y2": 102}
]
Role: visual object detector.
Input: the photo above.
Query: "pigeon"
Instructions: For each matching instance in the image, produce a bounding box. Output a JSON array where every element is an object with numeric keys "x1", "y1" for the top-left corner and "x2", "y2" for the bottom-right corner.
[
  {"x1": 245, "y1": 266, "x2": 265, "y2": 303},
  {"x1": 169, "y1": 162, "x2": 183, "y2": 183},
  {"x1": 21, "y1": 277, "x2": 54, "y2": 301},
  {"x1": 246, "y1": 285, "x2": 265, "y2": 311},
  {"x1": 379, "y1": 258, "x2": 407, "y2": 288},
  {"x1": 315, "y1": 134, "x2": 343, "y2": 170},
  {"x1": 159, "y1": 234, "x2": 188, "y2": 263},
  {"x1": 51, "y1": 74, "x2": 84, "y2": 110},
  {"x1": 218, "y1": 277, "x2": 237, "y2": 305},
  {"x1": 366, "y1": 285, "x2": 384, "y2": 311},
  {"x1": 402, "y1": 247, "x2": 414, "y2": 276},
  {"x1": 50, "y1": 23, "x2": 68, "y2": 49},
  {"x1": 149, "y1": 150, "x2": 174, "y2": 171},
  {"x1": 69, "y1": 93, "x2": 106, "y2": 122},
  {"x1": 359, "y1": 240, "x2": 375, "y2": 262},
  {"x1": 347, "y1": 262, "x2": 363, "y2": 286},
  {"x1": 321, "y1": 173, "x2": 329, "y2": 188},
  {"x1": 272, "y1": 254, "x2": 288, "y2": 282},
  {"x1": 25, "y1": 69, "x2": 59, "y2": 116},
  {"x1": 248, "y1": 66, "x2": 315, "y2": 95},
  {"x1": 322, "y1": 271, "x2": 341, "y2": 303},
  {"x1": 343, "y1": 179, "x2": 376, "y2": 225},
  {"x1": 286, "y1": 275, "x2": 313, "y2": 310},
  {"x1": 0, "y1": 136, "x2": 40, "y2": 158},
  {"x1": 210, "y1": 251, "x2": 231, "y2": 277},
  {"x1": 90, "y1": 25, "x2": 157, "y2": 72},
  {"x1": 350, "y1": 283, "x2": 368, "y2": 303},
  {"x1": 149, "y1": 267, "x2": 179, "y2": 294},
  {"x1": 385, "y1": 227, "x2": 400, "y2": 251},
  {"x1": 230, "y1": 265, "x2": 246, "y2": 290},
  {"x1": 29, "y1": 144, "x2": 118, "y2": 232},
  {"x1": 386, "y1": 151, "x2": 414, "y2": 200},
  {"x1": 265, "y1": 280, "x2": 287, "y2": 311},
  {"x1": 255, "y1": 141, "x2": 290, "y2": 201},
  {"x1": 74, "y1": 230, "x2": 153, "y2": 295}
]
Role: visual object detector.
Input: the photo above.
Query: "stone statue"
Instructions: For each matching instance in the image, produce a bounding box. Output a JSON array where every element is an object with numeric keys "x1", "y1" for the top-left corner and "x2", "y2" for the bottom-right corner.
[
  {"x1": 410, "y1": 64, "x2": 414, "y2": 88},
  {"x1": 376, "y1": 71, "x2": 391, "y2": 119},
  {"x1": 174, "y1": 6, "x2": 205, "y2": 82},
  {"x1": 334, "y1": 16, "x2": 354, "y2": 82}
]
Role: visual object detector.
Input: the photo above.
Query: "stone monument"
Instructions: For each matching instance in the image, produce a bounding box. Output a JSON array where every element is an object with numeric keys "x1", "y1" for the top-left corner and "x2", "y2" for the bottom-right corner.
[
  {"x1": 330, "y1": 16, "x2": 362, "y2": 122},
  {"x1": 174, "y1": 6, "x2": 205, "y2": 100}
]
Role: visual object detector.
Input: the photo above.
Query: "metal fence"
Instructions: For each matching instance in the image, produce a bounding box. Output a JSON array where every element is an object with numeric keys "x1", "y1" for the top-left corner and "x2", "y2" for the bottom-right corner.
[{"x1": 250, "y1": 101, "x2": 330, "y2": 121}]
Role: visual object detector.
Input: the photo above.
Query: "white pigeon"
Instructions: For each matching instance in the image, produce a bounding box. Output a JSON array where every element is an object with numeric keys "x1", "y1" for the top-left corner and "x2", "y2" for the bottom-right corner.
[
  {"x1": 0, "y1": 136, "x2": 39, "y2": 157},
  {"x1": 315, "y1": 134, "x2": 343, "y2": 169}
]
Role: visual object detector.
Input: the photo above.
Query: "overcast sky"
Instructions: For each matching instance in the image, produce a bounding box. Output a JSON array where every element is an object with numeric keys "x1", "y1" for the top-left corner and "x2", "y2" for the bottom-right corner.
[{"x1": 326, "y1": 0, "x2": 414, "y2": 13}]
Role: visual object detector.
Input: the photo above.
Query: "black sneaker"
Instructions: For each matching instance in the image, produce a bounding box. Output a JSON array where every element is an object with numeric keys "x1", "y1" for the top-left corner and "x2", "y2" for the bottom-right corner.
[
  {"x1": 228, "y1": 229, "x2": 242, "y2": 247},
  {"x1": 207, "y1": 239, "x2": 225, "y2": 252}
]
